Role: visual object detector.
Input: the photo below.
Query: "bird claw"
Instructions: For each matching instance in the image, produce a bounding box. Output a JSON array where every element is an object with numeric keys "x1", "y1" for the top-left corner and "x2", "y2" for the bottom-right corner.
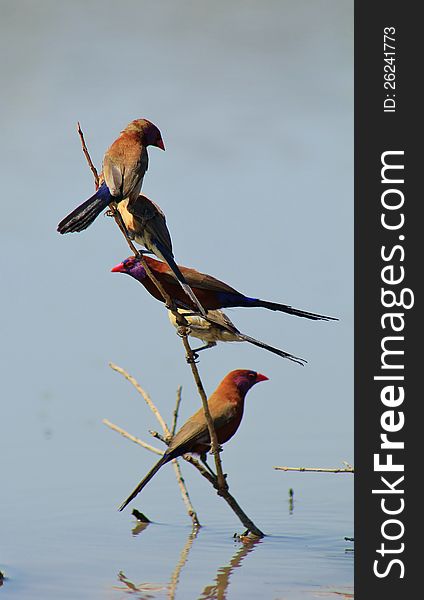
[
  {"x1": 211, "y1": 445, "x2": 223, "y2": 454},
  {"x1": 186, "y1": 352, "x2": 199, "y2": 364},
  {"x1": 177, "y1": 325, "x2": 191, "y2": 338}
]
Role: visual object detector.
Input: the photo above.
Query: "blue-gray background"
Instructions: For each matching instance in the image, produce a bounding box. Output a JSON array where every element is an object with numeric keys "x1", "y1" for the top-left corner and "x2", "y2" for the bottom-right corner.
[{"x1": 1, "y1": 1, "x2": 353, "y2": 598}]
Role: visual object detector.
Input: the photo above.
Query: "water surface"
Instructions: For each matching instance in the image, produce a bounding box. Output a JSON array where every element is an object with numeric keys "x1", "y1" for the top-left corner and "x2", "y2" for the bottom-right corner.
[{"x1": 1, "y1": 1, "x2": 353, "y2": 597}]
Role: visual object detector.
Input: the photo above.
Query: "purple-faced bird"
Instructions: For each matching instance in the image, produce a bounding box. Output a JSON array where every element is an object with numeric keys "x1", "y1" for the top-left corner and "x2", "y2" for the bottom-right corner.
[
  {"x1": 118, "y1": 195, "x2": 205, "y2": 315},
  {"x1": 111, "y1": 256, "x2": 337, "y2": 321},
  {"x1": 57, "y1": 119, "x2": 164, "y2": 234},
  {"x1": 118, "y1": 369, "x2": 268, "y2": 510},
  {"x1": 168, "y1": 308, "x2": 306, "y2": 365}
]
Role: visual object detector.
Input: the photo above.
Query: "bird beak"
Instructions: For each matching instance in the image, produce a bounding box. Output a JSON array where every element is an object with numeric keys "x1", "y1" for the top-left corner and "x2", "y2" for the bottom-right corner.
[
  {"x1": 256, "y1": 373, "x2": 269, "y2": 382},
  {"x1": 111, "y1": 262, "x2": 124, "y2": 273},
  {"x1": 156, "y1": 138, "x2": 165, "y2": 151}
]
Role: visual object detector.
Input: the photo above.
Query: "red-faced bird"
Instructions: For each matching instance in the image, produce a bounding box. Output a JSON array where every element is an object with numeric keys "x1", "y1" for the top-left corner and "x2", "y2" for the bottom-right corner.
[
  {"x1": 168, "y1": 308, "x2": 306, "y2": 365},
  {"x1": 117, "y1": 195, "x2": 205, "y2": 315},
  {"x1": 57, "y1": 119, "x2": 164, "y2": 234},
  {"x1": 118, "y1": 369, "x2": 268, "y2": 510},
  {"x1": 111, "y1": 256, "x2": 336, "y2": 321}
]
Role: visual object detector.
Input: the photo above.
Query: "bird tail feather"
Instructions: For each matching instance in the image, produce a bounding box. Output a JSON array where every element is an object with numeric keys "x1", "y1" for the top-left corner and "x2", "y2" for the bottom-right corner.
[
  {"x1": 153, "y1": 239, "x2": 207, "y2": 316},
  {"x1": 118, "y1": 454, "x2": 169, "y2": 511},
  {"x1": 57, "y1": 182, "x2": 112, "y2": 234},
  {"x1": 236, "y1": 332, "x2": 307, "y2": 365},
  {"x1": 248, "y1": 298, "x2": 337, "y2": 321}
]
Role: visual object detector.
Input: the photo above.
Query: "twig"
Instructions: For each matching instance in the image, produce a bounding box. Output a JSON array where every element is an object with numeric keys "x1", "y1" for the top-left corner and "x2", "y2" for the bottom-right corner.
[
  {"x1": 274, "y1": 464, "x2": 354, "y2": 473},
  {"x1": 149, "y1": 430, "x2": 168, "y2": 444},
  {"x1": 108, "y1": 363, "x2": 199, "y2": 527},
  {"x1": 171, "y1": 386, "x2": 182, "y2": 436},
  {"x1": 109, "y1": 362, "x2": 170, "y2": 438},
  {"x1": 171, "y1": 460, "x2": 200, "y2": 529},
  {"x1": 181, "y1": 454, "x2": 216, "y2": 484},
  {"x1": 102, "y1": 419, "x2": 163, "y2": 456},
  {"x1": 180, "y1": 334, "x2": 228, "y2": 492},
  {"x1": 170, "y1": 456, "x2": 263, "y2": 537},
  {"x1": 76, "y1": 122, "x2": 99, "y2": 189}
]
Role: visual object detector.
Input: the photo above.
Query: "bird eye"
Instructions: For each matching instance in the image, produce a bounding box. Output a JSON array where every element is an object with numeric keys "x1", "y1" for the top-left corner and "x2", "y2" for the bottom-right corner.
[{"x1": 249, "y1": 372, "x2": 255, "y2": 378}]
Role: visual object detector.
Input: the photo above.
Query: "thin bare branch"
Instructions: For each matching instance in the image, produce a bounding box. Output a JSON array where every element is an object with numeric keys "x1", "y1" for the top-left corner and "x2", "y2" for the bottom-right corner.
[
  {"x1": 274, "y1": 465, "x2": 354, "y2": 473},
  {"x1": 109, "y1": 362, "x2": 170, "y2": 436},
  {"x1": 182, "y1": 455, "x2": 264, "y2": 537},
  {"x1": 149, "y1": 430, "x2": 168, "y2": 444},
  {"x1": 181, "y1": 454, "x2": 216, "y2": 484},
  {"x1": 171, "y1": 386, "x2": 182, "y2": 436},
  {"x1": 76, "y1": 122, "x2": 100, "y2": 189},
  {"x1": 180, "y1": 334, "x2": 227, "y2": 492},
  {"x1": 171, "y1": 460, "x2": 200, "y2": 529},
  {"x1": 103, "y1": 419, "x2": 163, "y2": 456}
]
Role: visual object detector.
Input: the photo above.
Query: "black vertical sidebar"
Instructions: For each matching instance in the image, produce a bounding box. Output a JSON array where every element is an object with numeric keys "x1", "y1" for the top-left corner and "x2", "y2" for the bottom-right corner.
[{"x1": 355, "y1": 1, "x2": 419, "y2": 598}]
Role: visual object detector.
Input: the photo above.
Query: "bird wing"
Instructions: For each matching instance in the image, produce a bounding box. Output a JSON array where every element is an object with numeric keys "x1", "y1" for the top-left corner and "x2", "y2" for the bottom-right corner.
[
  {"x1": 186, "y1": 270, "x2": 241, "y2": 294},
  {"x1": 146, "y1": 258, "x2": 241, "y2": 295},
  {"x1": 103, "y1": 155, "x2": 123, "y2": 197},
  {"x1": 168, "y1": 418, "x2": 209, "y2": 455},
  {"x1": 127, "y1": 195, "x2": 173, "y2": 253},
  {"x1": 121, "y1": 151, "x2": 148, "y2": 199},
  {"x1": 167, "y1": 407, "x2": 236, "y2": 458},
  {"x1": 204, "y1": 309, "x2": 239, "y2": 333},
  {"x1": 168, "y1": 309, "x2": 240, "y2": 343}
]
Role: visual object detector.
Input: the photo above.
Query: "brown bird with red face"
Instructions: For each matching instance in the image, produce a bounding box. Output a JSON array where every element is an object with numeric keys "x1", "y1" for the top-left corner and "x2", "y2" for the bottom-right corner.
[
  {"x1": 118, "y1": 369, "x2": 268, "y2": 511},
  {"x1": 57, "y1": 118, "x2": 165, "y2": 234}
]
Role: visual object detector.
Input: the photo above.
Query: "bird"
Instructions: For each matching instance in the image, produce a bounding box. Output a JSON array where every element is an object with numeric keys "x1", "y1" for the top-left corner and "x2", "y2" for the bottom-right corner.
[
  {"x1": 118, "y1": 369, "x2": 268, "y2": 510},
  {"x1": 117, "y1": 195, "x2": 206, "y2": 315},
  {"x1": 111, "y1": 255, "x2": 337, "y2": 321},
  {"x1": 168, "y1": 308, "x2": 306, "y2": 365},
  {"x1": 57, "y1": 118, "x2": 164, "y2": 234}
]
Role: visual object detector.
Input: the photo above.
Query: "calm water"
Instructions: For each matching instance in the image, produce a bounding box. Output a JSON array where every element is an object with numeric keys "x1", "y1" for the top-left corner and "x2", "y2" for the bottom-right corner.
[
  {"x1": 2, "y1": 463, "x2": 353, "y2": 599},
  {"x1": 1, "y1": 1, "x2": 353, "y2": 597}
]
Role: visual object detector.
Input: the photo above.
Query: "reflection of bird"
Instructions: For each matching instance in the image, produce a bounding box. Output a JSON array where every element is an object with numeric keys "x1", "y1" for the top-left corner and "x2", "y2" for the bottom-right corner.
[
  {"x1": 112, "y1": 256, "x2": 336, "y2": 321},
  {"x1": 57, "y1": 119, "x2": 164, "y2": 234},
  {"x1": 168, "y1": 308, "x2": 306, "y2": 365},
  {"x1": 118, "y1": 195, "x2": 205, "y2": 315},
  {"x1": 119, "y1": 369, "x2": 268, "y2": 510}
]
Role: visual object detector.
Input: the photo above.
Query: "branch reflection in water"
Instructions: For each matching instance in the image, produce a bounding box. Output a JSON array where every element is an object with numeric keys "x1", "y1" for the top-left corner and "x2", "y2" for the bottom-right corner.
[
  {"x1": 198, "y1": 536, "x2": 261, "y2": 600},
  {"x1": 113, "y1": 524, "x2": 261, "y2": 599}
]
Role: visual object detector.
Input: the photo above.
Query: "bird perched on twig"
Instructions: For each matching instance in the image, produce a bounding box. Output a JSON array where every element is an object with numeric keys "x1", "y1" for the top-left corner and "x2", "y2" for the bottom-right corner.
[
  {"x1": 57, "y1": 118, "x2": 164, "y2": 234},
  {"x1": 111, "y1": 256, "x2": 337, "y2": 321},
  {"x1": 117, "y1": 195, "x2": 205, "y2": 315},
  {"x1": 168, "y1": 308, "x2": 306, "y2": 365},
  {"x1": 118, "y1": 369, "x2": 268, "y2": 510}
]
